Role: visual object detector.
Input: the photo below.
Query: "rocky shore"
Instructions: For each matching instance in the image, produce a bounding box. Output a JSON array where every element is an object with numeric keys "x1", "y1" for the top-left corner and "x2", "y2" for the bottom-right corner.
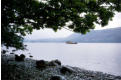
[{"x1": 1, "y1": 54, "x2": 121, "y2": 80}]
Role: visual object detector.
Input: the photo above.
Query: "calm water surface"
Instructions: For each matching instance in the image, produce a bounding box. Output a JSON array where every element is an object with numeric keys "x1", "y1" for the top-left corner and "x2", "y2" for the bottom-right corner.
[{"x1": 20, "y1": 43, "x2": 121, "y2": 76}]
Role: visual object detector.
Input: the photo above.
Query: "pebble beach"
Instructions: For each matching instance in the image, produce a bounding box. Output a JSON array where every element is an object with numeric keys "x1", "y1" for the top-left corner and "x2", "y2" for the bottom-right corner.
[{"x1": 1, "y1": 54, "x2": 121, "y2": 80}]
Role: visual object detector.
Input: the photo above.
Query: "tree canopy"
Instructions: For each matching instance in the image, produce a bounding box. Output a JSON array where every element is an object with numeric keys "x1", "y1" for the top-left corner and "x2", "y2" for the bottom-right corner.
[{"x1": 1, "y1": 0, "x2": 121, "y2": 50}]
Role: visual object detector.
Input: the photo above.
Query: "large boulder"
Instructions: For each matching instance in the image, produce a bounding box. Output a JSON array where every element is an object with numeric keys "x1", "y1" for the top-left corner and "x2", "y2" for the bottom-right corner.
[
  {"x1": 54, "y1": 59, "x2": 61, "y2": 65},
  {"x1": 50, "y1": 75, "x2": 66, "y2": 80},
  {"x1": 10, "y1": 52, "x2": 14, "y2": 54},
  {"x1": 36, "y1": 60, "x2": 48, "y2": 69},
  {"x1": 1, "y1": 50, "x2": 7, "y2": 54},
  {"x1": 60, "y1": 66, "x2": 74, "y2": 74},
  {"x1": 15, "y1": 54, "x2": 25, "y2": 61},
  {"x1": 49, "y1": 59, "x2": 61, "y2": 66}
]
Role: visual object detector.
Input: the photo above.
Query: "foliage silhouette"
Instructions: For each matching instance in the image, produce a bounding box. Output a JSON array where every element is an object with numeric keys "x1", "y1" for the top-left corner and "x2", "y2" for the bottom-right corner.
[{"x1": 1, "y1": 0, "x2": 121, "y2": 50}]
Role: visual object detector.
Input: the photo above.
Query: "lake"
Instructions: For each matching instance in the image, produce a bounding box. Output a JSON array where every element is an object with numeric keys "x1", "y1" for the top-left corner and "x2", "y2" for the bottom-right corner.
[{"x1": 18, "y1": 43, "x2": 121, "y2": 76}]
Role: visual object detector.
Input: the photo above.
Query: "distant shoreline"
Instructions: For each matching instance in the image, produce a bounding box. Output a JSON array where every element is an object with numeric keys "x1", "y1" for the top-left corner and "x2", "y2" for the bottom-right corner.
[{"x1": 24, "y1": 41, "x2": 121, "y2": 43}]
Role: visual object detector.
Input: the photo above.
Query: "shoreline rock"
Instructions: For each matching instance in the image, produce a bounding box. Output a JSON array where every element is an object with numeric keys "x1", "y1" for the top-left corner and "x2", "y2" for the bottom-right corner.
[{"x1": 1, "y1": 54, "x2": 121, "y2": 80}]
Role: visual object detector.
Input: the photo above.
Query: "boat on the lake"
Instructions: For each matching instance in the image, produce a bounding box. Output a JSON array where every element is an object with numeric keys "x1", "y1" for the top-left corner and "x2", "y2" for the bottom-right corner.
[{"x1": 66, "y1": 41, "x2": 77, "y2": 44}]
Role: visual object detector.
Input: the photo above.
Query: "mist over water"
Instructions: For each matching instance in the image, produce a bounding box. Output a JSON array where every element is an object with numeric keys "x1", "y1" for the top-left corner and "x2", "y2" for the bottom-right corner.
[{"x1": 17, "y1": 43, "x2": 121, "y2": 76}]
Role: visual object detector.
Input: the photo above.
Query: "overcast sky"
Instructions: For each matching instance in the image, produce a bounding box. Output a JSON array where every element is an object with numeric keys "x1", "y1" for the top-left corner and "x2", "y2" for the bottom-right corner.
[{"x1": 25, "y1": 12, "x2": 121, "y2": 40}]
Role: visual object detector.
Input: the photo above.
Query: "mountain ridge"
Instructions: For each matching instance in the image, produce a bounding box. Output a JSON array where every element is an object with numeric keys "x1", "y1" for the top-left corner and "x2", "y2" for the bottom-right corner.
[
  {"x1": 67, "y1": 27, "x2": 121, "y2": 43},
  {"x1": 25, "y1": 27, "x2": 121, "y2": 43}
]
